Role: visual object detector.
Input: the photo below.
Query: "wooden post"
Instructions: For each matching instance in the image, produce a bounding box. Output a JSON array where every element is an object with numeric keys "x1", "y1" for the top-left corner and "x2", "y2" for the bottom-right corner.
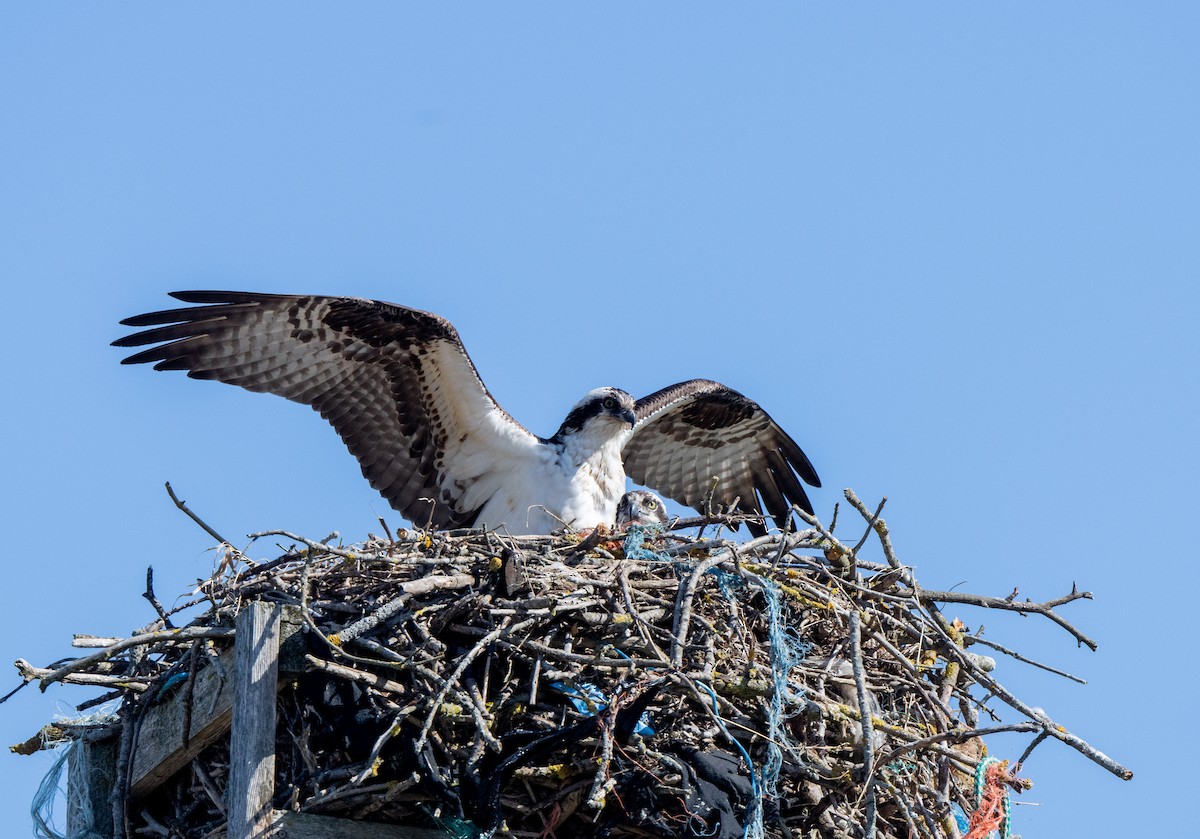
[
  {"x1": 227, "y1": 602, "x2": 283, "y2": 839},
  {"x1": 67, "y1": 733, "x2": 117, "y2": 839}
]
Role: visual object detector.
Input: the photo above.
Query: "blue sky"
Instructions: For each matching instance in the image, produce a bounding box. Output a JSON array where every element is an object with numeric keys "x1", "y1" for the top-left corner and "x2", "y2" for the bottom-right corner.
[{"x1": 1, "y1": 4, "x2": 1196, "y2": 836}]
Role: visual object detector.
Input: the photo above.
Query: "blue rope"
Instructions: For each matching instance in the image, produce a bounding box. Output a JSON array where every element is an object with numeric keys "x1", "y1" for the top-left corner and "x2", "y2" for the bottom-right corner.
[
  {"x1": 756, "y1": 578, "x2": 811, "y2": 811},
  {"x1": 425, "y1": 812, "x2": 481, "y2": 839},
  {"x1": 694, "y1": 680, "x2": 764, "y2": 839},
  {"x1": 548, "y1": 680, "x2": 655, "y2": 736},
  {"x1": 707, "y1": 566, "x2": 746, "y2": 599},
  {"x1": 626, "y1": 527, "x2": 813, "y2": 839},
  {"x1": 154, "y1": 671, "x2": 190, "y2": 702},
  {"x1": 31, "y1": 743, "x2": 70, "y2": 839},
  {"x1": 694, "y1": 573, "x2": 811, "y2": 839},
  {"x1": 621, "y1": 523, "x2": 670, "y2": 562},
  {"x1": 952, "y1": 803, "x2": 972, "y2": 834}
]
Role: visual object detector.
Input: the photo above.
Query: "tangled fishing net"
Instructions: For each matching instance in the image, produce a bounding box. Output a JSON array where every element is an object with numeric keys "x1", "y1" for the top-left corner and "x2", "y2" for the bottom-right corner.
[{"x1": 10, "y1": 490, "x2": 1130, "y2": 838}]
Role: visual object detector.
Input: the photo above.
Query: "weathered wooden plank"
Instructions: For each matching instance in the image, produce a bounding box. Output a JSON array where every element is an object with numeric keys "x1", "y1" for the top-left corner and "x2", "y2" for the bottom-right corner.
[
  {"x1": 67, "y1": 733, "x2": 118, "y2": 839},
  {"x1": 128, "y1": 646, "x2": 236, "y2": 799},
  {"x1": 128, "y1": 607, "x2": 304, "y2": 799},
  {"x1": 268, "y1": 810, "x2": 449, "y2": 839},
  {"x1": 227, "y1": 602, "x2": 283, "y2": 839}
]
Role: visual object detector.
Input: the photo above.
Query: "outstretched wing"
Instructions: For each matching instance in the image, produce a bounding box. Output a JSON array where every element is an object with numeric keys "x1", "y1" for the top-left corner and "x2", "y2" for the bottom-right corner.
[
  {"x1": 113, "y1": 291, "x2": 542, "y2": 528},
  {"x1": 623, "y1": 380, "x2": 820, "y2": 536}
]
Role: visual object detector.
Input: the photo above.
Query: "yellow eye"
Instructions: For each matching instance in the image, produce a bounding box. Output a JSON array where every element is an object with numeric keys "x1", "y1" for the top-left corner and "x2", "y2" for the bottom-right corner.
[
  {"x1": 644, "y1": 499, "x2": 657, "y2": 510},
  {"x1": 602, "y1": 396, "x2": 616, "y2": 409}
]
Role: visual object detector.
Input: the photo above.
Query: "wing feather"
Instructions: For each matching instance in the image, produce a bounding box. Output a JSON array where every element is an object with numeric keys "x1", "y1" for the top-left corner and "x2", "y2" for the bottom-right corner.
[
  {"x1": 624, "y1": 380, "x2": 821, "y2": 536},
  {"x1": 114, "y1": 291, "x2": 541, "y2": 528}
]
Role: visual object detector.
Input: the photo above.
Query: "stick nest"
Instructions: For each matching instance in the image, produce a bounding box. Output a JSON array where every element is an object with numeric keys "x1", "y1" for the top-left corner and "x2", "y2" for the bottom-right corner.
[{"x1": 15, "y1": 494, "x2": 1128, "y2": 839}]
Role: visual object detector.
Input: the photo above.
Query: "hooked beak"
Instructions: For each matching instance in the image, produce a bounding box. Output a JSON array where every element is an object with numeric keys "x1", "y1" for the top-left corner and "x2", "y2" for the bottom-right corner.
[{"x1": 620, "y1": 408, "x2": 637, "y2": 428}]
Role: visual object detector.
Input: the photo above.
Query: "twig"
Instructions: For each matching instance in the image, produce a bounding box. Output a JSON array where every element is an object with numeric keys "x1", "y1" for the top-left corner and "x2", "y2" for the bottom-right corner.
[
  {"x1": 919, "y1": 599, "x2": 1132, "y2": 780},
  {"x1": 192, "y1": 760, "x2": 226, "y2": 816},
  {"x1": 850, "y1": 610, "x2": 877, "y2": 839},
  {"x1": 328, "y1": 573, "x2": 475, "y2": 646},
  {"x1": 141, "y1": 566, "x2": 174, "y2": 629},
  {"x1": 966, "y1": 634, "x2": 1087, "y2": 684},
  {"x1": 377, "y1": 516, "x2": 396, "y2": 550},
  {"x1": 848, "y1": 493, "x2": 887, "y2": 556},
  {"x1": 1015, "y1": 731, "x2": 1051, "y2": 772},
  {"x1": 33, "y1": 627, "x2": 233, "y2": 690},
  {"x1": 412, "y1": 616, "x2": 521, "y2": 754},
  {"x1": 304, "y1": 654, "x2": 410, "y2": 697},
  {"x1": 182, "y1": 641, "x2": 200, "y2": 746},
  {"x1": 844, "y1": 488, "x2": 904, "y2": 571},
  {"x1": 246, "y1": 529, "x2": 362, "y2": 559},
  {"x1": 874, "y1": 722, "x2": 1041, "y2": 769},
  {"x1": 903, "y1": 584, "x2": 1098, "y2": 650},
  {"x1": 164, "y1": 482, "x2": 232, "y2": 547},
  {"x1": 14, "y1": 660, "x2": 150, "y2": 693},
  {"x1": 671, "y1": 552, "x2": 730, "y2": 667}
]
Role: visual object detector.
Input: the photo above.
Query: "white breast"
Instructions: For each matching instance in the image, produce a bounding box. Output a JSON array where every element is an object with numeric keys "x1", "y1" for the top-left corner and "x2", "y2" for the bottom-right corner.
[{"x1": 471, "y1": 428, "x2": 630, "y2": 535}]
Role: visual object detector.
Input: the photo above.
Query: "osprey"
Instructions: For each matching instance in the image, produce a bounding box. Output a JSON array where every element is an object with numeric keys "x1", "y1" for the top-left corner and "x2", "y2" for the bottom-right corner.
[
  {"x1": 615, "y1": 490, "x2": 669, "y2": 530},
  {"x1": 114, "y1": 292, "x2": 821, "y2": 536}
]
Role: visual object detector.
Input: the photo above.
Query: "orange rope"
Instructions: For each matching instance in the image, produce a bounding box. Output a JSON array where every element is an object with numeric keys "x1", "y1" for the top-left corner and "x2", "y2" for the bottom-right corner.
[{"x1": 963, "y1": 759, "x2": 1011, "y2": 839}]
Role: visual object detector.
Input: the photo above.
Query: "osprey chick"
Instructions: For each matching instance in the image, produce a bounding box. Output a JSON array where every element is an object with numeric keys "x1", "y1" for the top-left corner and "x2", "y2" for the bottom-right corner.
[
  {"x1": 114, "y1": 292, "x2": 821, "y2": 535},
  {"x1": 615, "y1": 490, "x2": 669, "y2": 530}
]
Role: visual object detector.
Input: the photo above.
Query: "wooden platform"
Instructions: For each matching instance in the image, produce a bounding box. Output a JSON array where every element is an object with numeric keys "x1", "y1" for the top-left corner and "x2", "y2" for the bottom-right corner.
[{"x1": 66, "y1": 602, "x2": 447, "y2": 839}]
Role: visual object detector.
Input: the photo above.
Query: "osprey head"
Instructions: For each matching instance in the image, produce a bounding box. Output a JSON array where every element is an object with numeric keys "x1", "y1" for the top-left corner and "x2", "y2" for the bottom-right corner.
[
  {"x1": 615, "y1": 490, "x2": 668, "y2": 530},
  {"x1": 551, "y1": 387, "x2": 637, "y2": 441}
]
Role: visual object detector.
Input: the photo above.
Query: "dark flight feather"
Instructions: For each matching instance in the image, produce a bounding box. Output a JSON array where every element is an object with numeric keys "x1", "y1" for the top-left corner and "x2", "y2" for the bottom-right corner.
[
  {"x1": 625, "y1": 380, "x2": 821, "y2": 536},
  {"x1": 114, "y1": 291, "x2": 537, "y2": 529}
]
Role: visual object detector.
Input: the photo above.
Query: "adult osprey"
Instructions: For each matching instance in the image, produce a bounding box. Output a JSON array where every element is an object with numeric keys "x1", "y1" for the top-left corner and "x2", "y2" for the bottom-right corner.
[{"x1": 114, "y1": 292, "x2": 820, "y2": 536}]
